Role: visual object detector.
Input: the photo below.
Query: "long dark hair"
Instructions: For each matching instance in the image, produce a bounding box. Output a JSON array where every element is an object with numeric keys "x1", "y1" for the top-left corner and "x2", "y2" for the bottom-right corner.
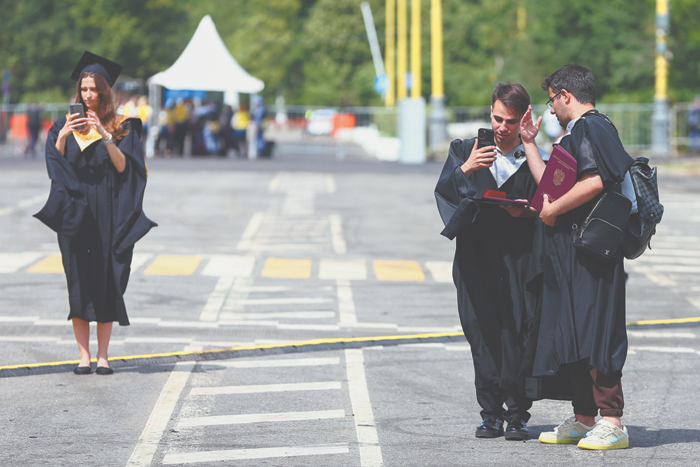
[{"x1": 73, "y1": 72, "x2": 129, "y2": 139}]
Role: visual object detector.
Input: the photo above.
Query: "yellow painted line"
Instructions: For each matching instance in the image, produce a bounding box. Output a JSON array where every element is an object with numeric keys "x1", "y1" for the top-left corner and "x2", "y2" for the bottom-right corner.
[
  {"x1": 26, "y1": 254, "x2": 63, "y2": 274},
  {"x1": 143, "y1": 255, "x2": 202, "y2": 276},
  {"x1": 261, "y1": 257, "x2": 312, "y2": 279},
  {"x1": 0, "y1": 332, "x2": 464, "y2": 371},
  {"x1": 374, "y1": 260, "x2": 425, "y2": 281},
  {"x1": 627, "y1": 316, "x2": 700, "y2": 326}
]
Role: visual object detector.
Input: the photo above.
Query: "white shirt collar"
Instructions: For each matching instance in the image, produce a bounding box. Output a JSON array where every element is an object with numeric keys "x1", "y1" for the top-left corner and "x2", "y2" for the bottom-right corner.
[{"x1": 488, "y1": 143, "x2": 551, "y2": 188}]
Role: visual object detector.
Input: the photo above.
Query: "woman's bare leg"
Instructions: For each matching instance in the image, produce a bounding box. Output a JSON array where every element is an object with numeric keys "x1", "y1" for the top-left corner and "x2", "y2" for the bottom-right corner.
[
  {"x1": 96, "y1": 322, "x2": 113, "y2": 368},
  {"x1": 72, "y1": 318, "x2": 91, "y2": 367}
]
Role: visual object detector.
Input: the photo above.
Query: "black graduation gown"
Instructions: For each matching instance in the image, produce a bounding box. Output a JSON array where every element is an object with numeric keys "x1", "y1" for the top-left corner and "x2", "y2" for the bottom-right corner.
[
  {"x1": 521, "y1": 110, "x2": 634, "y2": 386},
  {"x1": 435, "y1": 138, "x2": 539, "y2": 392},
  {"x1": 34, "y1": 117, "x2": 157, "y2": 325}
]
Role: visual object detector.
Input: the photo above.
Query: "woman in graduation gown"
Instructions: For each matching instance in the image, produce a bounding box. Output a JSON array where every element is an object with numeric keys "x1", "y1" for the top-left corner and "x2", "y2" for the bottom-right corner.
[
  {"x1": 35, "y1": 52, "x2": 156, "y2": 375},
  {"x1": 435, "y1": 83, "x2": 549, "y2": 439}
]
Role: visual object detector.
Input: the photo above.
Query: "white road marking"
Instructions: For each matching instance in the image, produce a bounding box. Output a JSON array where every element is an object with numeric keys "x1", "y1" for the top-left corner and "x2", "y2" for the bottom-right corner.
[
  {"x1": 176, "y1": 409, "x2": 345, "y2": 428},
  {"x1": 189, "y1": 381, "x2": 342, "y2": 396},
  {"x1": 0, "y1": 252, "x2": 45, "y2": 273},
  {"x1": 337, "y1": 279, "x2": 358, "y2": 325},
  {"x1": 237, "y1": 212, "x2": 265, "y2": 250},
  {"x1": 201, "y1": 254, "x2": 256, "y2": 277},
  {"x1": 629, "y1": 346, "x2": 698, "y2": 353},
  {"x1": 0, "y1": 194, "x2": 47, "y2": 217},
  {"x1": 626, "y1": 264, "x2": 678, "y2": 287},
  {"x1": 320, "y1": 259, "x2": 367, "y2": 280},
  {"x1": 628, "y1": 330, "x2": 696, "y2": 338},
  {"x1": 346, "y1": 349, "x2": 383, "y2": 466},
  {"x1": 241, "y1": 297, "x2": 331, "y2": 305},
  {"x1": 199, "y1": 275, "x2": 235, "y2": 321},
  {"x1": 637, "y1": 256, "x2": 700, "y2": 265},
  {"x1": 223, "y1": 311, "x2": 336, "y2": 320},
  {"x1": 268, "y1": 172, "x2": 283, "y2": 192},
  {"x1": 162, "y1": 444, "x2": 349, "y2": 465},
  {"x1": 130, "y1": 253, "x2": 153, "y2": 273},
  {"x1": 425, "y1": 261, "x2": 453, "y2": 283},
  {"x1": 198, "y1": 357, "x2": 340, "y2": 369},
  {"x1": 278, "y1": 323, "x2": 341, "y2": 331},
  {"x1": 125, "y1": 362, "x2": 195, "y2": 467},
  {"x1": 325, "y1": 175, "x2": 336, "y2": 193},
  {"x1": 329, "y1": 214, "x2": 347, "y2": 254}
]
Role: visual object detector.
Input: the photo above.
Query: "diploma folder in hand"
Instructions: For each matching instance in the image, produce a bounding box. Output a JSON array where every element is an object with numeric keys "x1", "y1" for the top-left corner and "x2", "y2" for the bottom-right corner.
[
  {"x1": 531, "y1": 145, "x2": 577, "y2": 212},
  {"x1": 480, "y1": 190, "x2": 530, "y2": 206}
]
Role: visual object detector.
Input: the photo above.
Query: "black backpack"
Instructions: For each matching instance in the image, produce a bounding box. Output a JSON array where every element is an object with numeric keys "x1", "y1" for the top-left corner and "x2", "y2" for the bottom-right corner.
[{"x1": 621, "y1": 157, "x2": 663, "y2": 259}]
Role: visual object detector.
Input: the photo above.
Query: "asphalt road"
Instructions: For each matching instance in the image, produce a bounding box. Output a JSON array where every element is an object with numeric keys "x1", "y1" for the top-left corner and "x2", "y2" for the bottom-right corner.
[{"x1": 1, "y1": 142, "x2": 699, "y2": 466}]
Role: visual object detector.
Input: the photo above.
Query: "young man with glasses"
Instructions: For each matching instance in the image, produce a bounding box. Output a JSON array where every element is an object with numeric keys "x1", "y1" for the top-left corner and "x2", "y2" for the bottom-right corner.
[
  {"x1": 435, "y1": 82, "x2": 548, "y2": 441},
  {"x1": 519, "y1": 64, "x2": 634, "y2": 450}
]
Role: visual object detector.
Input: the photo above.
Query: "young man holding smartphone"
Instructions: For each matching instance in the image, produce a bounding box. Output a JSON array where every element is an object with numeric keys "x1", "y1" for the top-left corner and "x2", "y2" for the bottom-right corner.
[{"x1": 435, "y1": 83, "x2": 548, "y2": 440}]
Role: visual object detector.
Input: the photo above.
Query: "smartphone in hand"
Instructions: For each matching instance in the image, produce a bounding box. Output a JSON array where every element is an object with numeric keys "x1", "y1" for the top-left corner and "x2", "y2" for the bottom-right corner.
[
  {"x1": 477, "y1": 128, "x2": 495, "y2": 149},
  {"x1": 69, "y1": 103, "x2": 86, "y2": 131}
]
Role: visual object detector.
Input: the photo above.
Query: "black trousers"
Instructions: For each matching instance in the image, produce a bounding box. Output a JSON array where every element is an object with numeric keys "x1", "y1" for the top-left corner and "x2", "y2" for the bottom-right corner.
[
  {"x1": 568, "y1": 359, "x2": 624, "y2": 418},
  {"x1": 476, "y1": 385, "x2": 532, "y2": 423}
]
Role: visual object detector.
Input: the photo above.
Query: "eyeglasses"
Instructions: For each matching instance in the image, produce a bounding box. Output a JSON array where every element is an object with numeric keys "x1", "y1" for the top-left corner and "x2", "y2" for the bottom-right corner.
[{"x1": 546, "y1": 91, "x2": 562, "y2": 109}]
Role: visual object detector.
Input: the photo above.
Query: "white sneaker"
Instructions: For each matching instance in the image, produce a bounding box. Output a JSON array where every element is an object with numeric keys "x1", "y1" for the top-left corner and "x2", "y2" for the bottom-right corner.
[
  {"x1": 577, "y1": 419, "x2": 629, "y2": 450},
  {"x1": 539, "y1": 416, "x2": 594, "y2": 444}
]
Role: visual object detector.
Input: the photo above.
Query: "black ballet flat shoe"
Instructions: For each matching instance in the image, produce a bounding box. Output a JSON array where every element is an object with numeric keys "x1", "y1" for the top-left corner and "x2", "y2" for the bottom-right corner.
[
  {"x1": 73, "y1": 365, "x2": 92, "y2": 375},
  {"x1": 95, "y1": 366, "x2": 114, "y2": 375},
  {"x1": 475, "y1": 416, "x2": 504, "y2": 438},
  {"x1": 505, "y1": 419, "x2": 530, "y2": 441}
]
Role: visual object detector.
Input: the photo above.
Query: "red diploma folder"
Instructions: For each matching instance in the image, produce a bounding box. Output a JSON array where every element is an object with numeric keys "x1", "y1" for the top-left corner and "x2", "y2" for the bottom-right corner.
[{"x1": 531, "y1": 145, "x2": 577, "y2": 212}]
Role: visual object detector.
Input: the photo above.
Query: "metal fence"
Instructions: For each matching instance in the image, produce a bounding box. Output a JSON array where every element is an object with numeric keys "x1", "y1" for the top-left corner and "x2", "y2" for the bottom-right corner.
[{"x1": 2, "y1": 102, "x2": 698, "y2": 157}]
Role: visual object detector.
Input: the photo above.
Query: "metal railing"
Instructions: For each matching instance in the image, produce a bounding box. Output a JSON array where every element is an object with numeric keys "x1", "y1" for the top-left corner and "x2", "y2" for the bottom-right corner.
[{"x1": 3, "y1": 102, "x2": 699, "y2": 158}]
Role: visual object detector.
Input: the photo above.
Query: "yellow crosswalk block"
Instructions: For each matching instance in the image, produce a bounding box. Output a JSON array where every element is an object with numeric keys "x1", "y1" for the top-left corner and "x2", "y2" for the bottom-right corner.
[
  {"x1": 143, "y1": 255, "x2": 202, "y2": 276},
  {"x1": 26, "y1": 254, "x2": 64, "y2": 274},
  {"x1": 261, "y1": 257, "x2": 312, "y2": 279},
  {"x1": 374, "y1": 260, "x2": 425, "y2": 281}
]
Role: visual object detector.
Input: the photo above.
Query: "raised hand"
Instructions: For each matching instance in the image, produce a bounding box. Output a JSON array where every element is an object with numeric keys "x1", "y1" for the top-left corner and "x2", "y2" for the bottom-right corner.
[{"x1": 520, "y1": 105, "x2": 542, "y2": 144}]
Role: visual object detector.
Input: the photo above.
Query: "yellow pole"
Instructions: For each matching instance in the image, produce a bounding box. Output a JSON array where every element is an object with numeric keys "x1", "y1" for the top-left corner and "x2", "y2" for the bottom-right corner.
[
  {"x1": 410, "y1": 0, "x2": 421, "y2": 98},
  {"x1": 386, "y1": 0, "x2": 396, "y2": 107},
  {"x1": 654, "y1": 0, "x2": 669, "y2": 101},
  {"x1": 430, "y1": 0, "x2": 444, "y2": 98},
  {"x1": 397, "y1": 0, "x2": 407, "y2": 100}
]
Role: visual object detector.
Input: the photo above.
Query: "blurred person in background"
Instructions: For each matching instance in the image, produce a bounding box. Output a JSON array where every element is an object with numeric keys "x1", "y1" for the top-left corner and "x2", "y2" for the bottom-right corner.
[
  {"x1": 435, "y1": 82, "x2": 549, "y2": 441},
  {"x1": 251, "y1": 95, "x2": 267, "y2": 155},
  {"x1": 688, "y1": 95, "x2": 700, "y2": 152},
  {"x1": 26, "y1": 102, "x2": 43, "y2": 157},
  {"x1": 34, "y1": 52, "x2": 156, "y2": 375},
  {"x1": 232, "y1": 103, "x2": 249, "y2": 157},
  {"x1": 220, "y1": 104, "x2": 234, "y2": 156},
  {"x1": 173, "y1": 98, "x2": 188, "y2": 156},
  {"x1": 136, "y1": 95, "x2": 152, "y2": 143},
  {"x1": 155, "y1": 98, "x2": 173, "y2": 157}
]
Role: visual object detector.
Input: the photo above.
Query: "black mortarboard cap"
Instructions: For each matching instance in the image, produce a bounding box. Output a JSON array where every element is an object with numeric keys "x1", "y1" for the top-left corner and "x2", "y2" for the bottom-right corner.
[{"x1": 70, "y1": 51, "x2": 123, "y2": 88}]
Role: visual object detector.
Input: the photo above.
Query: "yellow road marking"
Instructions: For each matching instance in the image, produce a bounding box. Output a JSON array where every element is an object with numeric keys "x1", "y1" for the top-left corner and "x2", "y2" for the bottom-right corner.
[
  {"x1": 0, "y1": 332, "x2": 464, "y2": 371},
  {"x1": 143, "y1": 255, "x2": 202, "y2": 276},
  {"x1": 373, "y1": 260, "x2": 425, "y2": 281},
  {"x1": 261, "y1": 257, "x2": 312, "y2": 279},
  {"x1": 627, "y1": 316, "x2": 700, "y2": 326},
  {"x1": 26, "y1": 254, "x2": 64, "y2": 274}
]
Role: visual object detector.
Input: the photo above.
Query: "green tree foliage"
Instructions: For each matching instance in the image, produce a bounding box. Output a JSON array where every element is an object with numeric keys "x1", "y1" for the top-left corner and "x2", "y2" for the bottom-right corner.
[
  {"x1": 0, "y1": 0, "x2": 698, "y2": 106},
  {"x1": 0, "y1": 0, "x2": 188, "y2": 103}
]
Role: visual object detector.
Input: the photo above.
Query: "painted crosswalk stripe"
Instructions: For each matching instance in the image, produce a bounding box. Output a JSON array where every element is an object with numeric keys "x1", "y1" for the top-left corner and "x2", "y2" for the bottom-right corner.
[
  {"x1": 130, "y1": 253, "x2": 153, "y2": 273},
  {"x1": 0, "y1": 252, "x2": 45, "y2": 273},
  {"x1": 201, "y1": 254, "x2": 255, "y2": 277},
  {"x1": 143, "y1": 255, "x2": 202, "y2": 276},
  {"x1": 373, "y1": 260, "x2": 425, "y2": 281},
  {"x1": 189, "y1": 381, "x2": 342, "y2": 396},
  {"x1": 162, "y1": 444, "x2": 349, "y2": 465},
  {"x1": 176, "y1": 409, "x2": 345, "y2": 428},
  {"x1": 198, "y1": 357, "x2": 340, "y2": 369},
  {"x1": 261, "y1": 257, "x2": 312, "y2": 278},
  {"x1": 199, "y1": 275, "x2": 235, "y2": 321},
  {"x1": 320, "y1": 259, "x2": 367, "y2": 280},
  {"x1": 346, "y1": 349, "x2": 383, "y2": 466},
  {"x1": 26, "y1": 254, "x2": 63, "y2": 274},
  {"x1": 425, "y1": 261, "x2": 452, "y2": 283},
  {"x1": 223, "y1": 311, "x2": 335, "y2": 319}
]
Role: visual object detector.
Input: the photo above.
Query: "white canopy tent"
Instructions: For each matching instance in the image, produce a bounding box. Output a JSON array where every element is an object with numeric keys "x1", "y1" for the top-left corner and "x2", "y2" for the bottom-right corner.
[{"x1": 146, "y1": 15, "x2": 264, "y2": 156}]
